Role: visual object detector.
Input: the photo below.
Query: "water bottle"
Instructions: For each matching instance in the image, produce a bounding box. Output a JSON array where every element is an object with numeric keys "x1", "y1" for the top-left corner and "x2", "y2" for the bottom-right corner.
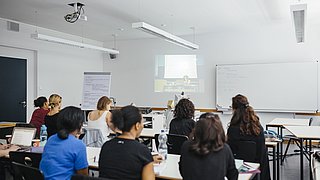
[
  {"x1": 158, "y1": 129, "x2": 168, "y2": 160},
  {"x1": 40, "y1": 125, "x2": 48, "y2": 146}
]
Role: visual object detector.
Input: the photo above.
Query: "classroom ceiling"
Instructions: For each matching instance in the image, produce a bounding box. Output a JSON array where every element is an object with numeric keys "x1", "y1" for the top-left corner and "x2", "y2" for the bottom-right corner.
[{"x1": 0, "y1": 0, "x2": 319, "y2": 42}]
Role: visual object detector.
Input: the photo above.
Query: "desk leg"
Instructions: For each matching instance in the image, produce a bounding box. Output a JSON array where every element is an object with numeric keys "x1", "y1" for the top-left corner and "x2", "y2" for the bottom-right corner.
[
  {"x1": 309, "y1": 139, "x2": 312, "y2": 180},
  {"x1": 280, "y1": 127, "x2": 283, "y2": 165},
  {"x1": 273, "y1": 146, "x2": 276, "y2": 180},
  {"x1": 277, "y1": 143, "x2": 279, "y2": 180},
  {"x1": 300, "y1": 138, "x2": 304, "y2": 180}
]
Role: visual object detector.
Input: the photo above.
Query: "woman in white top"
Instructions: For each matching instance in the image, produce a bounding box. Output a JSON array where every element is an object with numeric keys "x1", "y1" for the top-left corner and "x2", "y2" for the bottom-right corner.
[{"x1": 87, "y1": 96, "x2": 112, "y2": 142}]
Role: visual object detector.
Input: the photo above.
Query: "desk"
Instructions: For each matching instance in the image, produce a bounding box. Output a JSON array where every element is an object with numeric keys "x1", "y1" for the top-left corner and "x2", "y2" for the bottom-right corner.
[
  {"x1": 140, "y1": 129, "x2": 157, "y2": 138},
  {"x1": 284, "y1": 126, "x2": 320, "y2": 180},
  {"x1": 86, "y1": 147, "x2": 259, "y2": 180},
  {"x1": 266, "y1": 118, "x2": 310, "y2": 164},
  {"x1": 266, "y1": 141, "x2": 280, "y2": 180}
]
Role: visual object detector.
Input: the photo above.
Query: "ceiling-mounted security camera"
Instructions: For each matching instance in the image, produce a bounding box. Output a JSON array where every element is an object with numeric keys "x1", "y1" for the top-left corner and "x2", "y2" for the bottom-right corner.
[{"x1": 64, "y1": 2, "x2": 87, "y2": 23}]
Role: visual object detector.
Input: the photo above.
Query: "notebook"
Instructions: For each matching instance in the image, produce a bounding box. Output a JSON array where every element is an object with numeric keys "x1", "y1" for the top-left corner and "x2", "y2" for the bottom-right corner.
[{"x1": 10, "y1": 127, "x2": 36, "y2": 150}]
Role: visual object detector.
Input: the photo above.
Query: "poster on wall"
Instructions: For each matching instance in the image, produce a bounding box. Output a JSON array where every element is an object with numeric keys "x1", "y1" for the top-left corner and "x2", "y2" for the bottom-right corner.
[{"x1": 81, "y1": 72, "x2": 111, "y2": 110}]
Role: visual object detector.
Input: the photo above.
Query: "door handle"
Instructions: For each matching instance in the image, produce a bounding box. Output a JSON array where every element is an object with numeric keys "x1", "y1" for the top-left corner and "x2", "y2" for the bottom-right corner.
[{"x1": 20, "y1": 101, "x2": 27, "y2": 108}]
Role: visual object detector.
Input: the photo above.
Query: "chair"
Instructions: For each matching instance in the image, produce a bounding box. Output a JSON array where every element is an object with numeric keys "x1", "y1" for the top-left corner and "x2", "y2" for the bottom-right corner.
[
  {"x1": 9, "y1": 151, "x2": 42, "y2": 168},
  {"x1": 282, "y1": 117, "x2": 313, "y2": 163},
  {"x1": 11, "y1": 161, "x2": 44, "y2": 180},
  {"x1": 71, "y1": 174, "x2": 111, "y2": 180},
  {"x1": 230, "y1": 140, "x2": 257, "y2": 162},
  {"x1": 154, "y1": 134, "x2": 188, "y2": 155},
  {"x1": 82, "y1": 128, "x2": 104, "y2": 147}
]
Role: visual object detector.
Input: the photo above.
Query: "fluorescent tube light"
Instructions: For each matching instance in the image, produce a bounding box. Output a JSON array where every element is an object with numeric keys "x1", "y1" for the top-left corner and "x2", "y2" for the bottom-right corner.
[
  {"x1": 290, "y1": 3, "x2": 307, "y2": 43},
  {"x1": 31, "y1": 33, "x2": 119, "y2": 54},
  {"x1": 132, "y1": 22, "x2": 199, "y2": 50}
]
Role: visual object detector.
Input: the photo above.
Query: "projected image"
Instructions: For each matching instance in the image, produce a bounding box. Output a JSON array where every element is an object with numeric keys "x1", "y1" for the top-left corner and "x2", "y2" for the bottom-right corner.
[{"x1": 154, "y1": 55, "x2": 204, "y2": 93}]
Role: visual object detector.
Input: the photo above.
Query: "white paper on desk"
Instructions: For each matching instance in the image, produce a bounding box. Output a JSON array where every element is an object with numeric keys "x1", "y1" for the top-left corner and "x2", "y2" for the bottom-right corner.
[
  {"x1": 154, "y1": 162, "x2": 166, "y2": 174},
  {"x1": 235, "y1": 159, "x2": 244, "y2": 169}
]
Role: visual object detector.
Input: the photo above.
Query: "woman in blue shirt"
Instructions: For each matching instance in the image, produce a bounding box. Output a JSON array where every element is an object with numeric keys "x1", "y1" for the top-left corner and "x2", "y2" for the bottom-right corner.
[{"x1": 40, "y1": 106, "x2": 88, "y2": 180}]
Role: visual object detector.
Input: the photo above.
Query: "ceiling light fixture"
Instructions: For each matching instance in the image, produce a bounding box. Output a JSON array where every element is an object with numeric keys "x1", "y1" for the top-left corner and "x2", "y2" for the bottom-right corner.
[
  {"x1": 31, "y1": 33, "x2": 119, "y2": 54},
  {"x1": 290, "y1": 3, "x2": 307, "y2": 43},
  {"x1": 132, "y1": 22, "x2": 199, "y2": 50}
]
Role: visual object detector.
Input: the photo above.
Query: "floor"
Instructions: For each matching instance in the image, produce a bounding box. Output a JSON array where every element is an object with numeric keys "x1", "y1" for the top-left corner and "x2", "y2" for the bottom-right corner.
[{"x1": 270, "y1": 143, "x2": 317, "y2": 180}]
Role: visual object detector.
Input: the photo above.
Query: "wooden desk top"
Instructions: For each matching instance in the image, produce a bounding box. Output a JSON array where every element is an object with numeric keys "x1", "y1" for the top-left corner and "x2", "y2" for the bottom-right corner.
[
  {"x1": 267, "y1": 118, "x2": 310, "y2": 127},
  {"x1": 265, "y1": 141, "x2": 279, "y2": 147},
  {"x1": 284, "y1": 126, "x2": 320, "y2": 139},
  {"x1": 0, "y1": 122, "x2": 16, "y2": 128}
]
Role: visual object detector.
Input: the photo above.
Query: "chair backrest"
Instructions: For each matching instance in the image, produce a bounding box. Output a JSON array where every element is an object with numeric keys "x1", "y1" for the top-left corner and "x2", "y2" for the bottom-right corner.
[
  {"x1": 9, "y1": 151, "x2": 42, "y2": 168},
  {"x1": 11, "y1": 161, "x2": 44, "y2": 180},
  {"x1": 231, "y1": 140, "x2": 257, "y2": 162},
  {"x1": 82, "y1": 128, "x2": 104, "y2": 147},
  {"x1": 71, "y1": 174, "x2": 111, "y2": 180},
  {"x1": 154, "y1": 134, "x2": 189, "y2": 155},
  {"x1": 15, "y1": 123, "x2": 35, "y2": 128}
]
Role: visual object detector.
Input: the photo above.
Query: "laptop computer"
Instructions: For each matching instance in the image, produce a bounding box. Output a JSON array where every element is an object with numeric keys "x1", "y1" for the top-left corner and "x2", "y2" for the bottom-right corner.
[{"x1": 10, "y1": 127, "x2": 36, "y2": 150}]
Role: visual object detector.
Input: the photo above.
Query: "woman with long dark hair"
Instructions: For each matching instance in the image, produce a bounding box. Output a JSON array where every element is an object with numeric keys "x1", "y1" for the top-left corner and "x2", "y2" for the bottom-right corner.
[
  {"x1": 40, "y1": 106, "x2": 88, "y2": 180},
  {"x1": 99, "y1": 105, "x2": 155, "y2": 180},
  {"x1": 179, "y1": 113, "x2": 238, "y2": 180},
  {"x1": 227, "y1": 94, "x2": 270, "y2": 180},
  {"x1": 169, "y1": 98, "x2": 195, "y2": 137}
]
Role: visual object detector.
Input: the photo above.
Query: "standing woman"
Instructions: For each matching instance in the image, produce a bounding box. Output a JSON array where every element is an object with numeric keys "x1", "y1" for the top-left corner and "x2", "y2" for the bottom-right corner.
[
  {"x1": 99, "y1": 105, "x2": 155, "y2": 180},
  {"x1": 87, "y1": 96, "x2": 112, "y2": 142},
  {"x1": 227, "y1": 94, "x2": 270, "y2": 180},
  {"x1": 169, "y1": 98, "x2": 195, "y2": 137},
  {"x1": 45, "y1": 94, "x2": 62, "y2": 138},
  {"x1": 29, "y1": 96, "x2": 49, "y2": 137},
  {"x1": 40, "y1": 106, "x2": 88, "y2": 180},
  {"x1": 179, "y1": 113, "x2": 238, "y2": 180}
]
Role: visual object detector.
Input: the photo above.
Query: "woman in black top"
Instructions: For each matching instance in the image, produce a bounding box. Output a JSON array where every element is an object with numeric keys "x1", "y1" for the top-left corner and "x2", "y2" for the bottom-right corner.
[
  {"x1": 227, "y1": 94, "x2": 271, "y2": 180},
  {"x1": 169, "y1": 98, "x2": 195, "y2": 137},
  {"x1": 179, "y1": 113, "x2": 238, "y2": 180},
  {"x1": 99, "y1": 105, "x2": 155, "y2": 180},
  {"x1": 44, "y1": 94, "x2": 62, "y2": 138}
]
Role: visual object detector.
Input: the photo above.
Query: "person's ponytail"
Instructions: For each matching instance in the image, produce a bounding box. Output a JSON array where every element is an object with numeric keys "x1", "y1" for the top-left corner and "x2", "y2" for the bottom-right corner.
[
  {"x1": 57, "y1": 129, "x2": 69, "y2": 139},
  {"x1": 111, "y1": 110, "x2": 124, "y2": 131},
  {"x1": 34, "y1": 96, "x2": 47, "y2": 108}
]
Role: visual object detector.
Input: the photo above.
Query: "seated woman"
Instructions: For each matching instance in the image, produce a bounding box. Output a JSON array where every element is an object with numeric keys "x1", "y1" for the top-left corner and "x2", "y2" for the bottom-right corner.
[
  {"x1": 40, "y1": 106, "x2": 88, "y2": 180},
  {"x1": 169, "y1": 98, "x2": 195, "y2": 137},
  {"x1": 179, "y1": 113, "x2": 238, "y2": 180},
  {"x1": 87, "y1": 96, "x2": 112, "y2": 142},
  {"x1": 99, "y1": 105, "x2": 155, "y2": 180},
  {"x1": 227, "y1": 94, "x2": 270, "y2": 180},
  {"x1": 45, "y1": 94, "x2": 62, "y2": 138},
  {"x1": 29, "y1": 96, "x2": 49, "y2": 138}
]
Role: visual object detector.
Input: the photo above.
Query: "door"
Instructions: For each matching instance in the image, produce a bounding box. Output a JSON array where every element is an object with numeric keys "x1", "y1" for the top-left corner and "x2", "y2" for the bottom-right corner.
[{"x1": 0, "y1": 56, "x2": 27, "y2": 122}]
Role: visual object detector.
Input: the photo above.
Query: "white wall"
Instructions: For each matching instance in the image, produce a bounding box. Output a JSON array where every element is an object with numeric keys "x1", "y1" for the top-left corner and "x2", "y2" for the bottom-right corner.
[
  {"x1": 0, "y1": 18, "x2": 105, "y2": 122},
  {"x1": 103, "y1": 21, "x2": 320, "y2": 126}
]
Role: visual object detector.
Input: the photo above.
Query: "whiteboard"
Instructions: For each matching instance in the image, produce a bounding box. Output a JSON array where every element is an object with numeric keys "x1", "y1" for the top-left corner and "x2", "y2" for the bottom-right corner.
[
  {"x1": 216, "y1": 62, "x2": 318, "y2": 112},
  {"x1": 81, "y1": 72, "x2": 111, "y2": 110}
]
